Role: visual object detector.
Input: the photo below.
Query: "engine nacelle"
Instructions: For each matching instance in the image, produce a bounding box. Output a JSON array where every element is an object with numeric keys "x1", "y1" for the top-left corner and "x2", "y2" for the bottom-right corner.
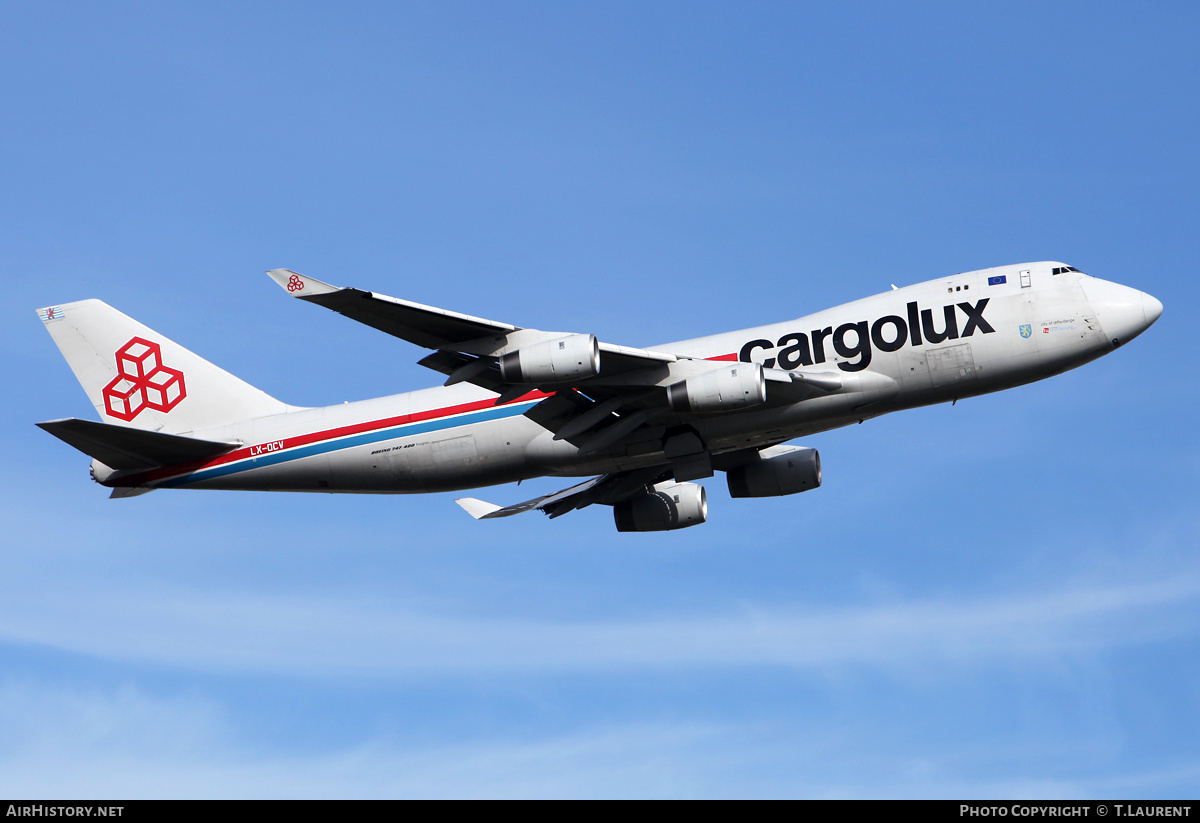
[
  {"x1": 726, "y1": 446, "x2": 821, "y2": 498},
  {"x1": 666, "y1": 364, "x2": 766, "y2": 413},
  {"x1": 613, "y1": 482, "x2": 708, "y2": 532},
  {"x1": 499, "y1": 334, "x2": 600, "y2": 384}
]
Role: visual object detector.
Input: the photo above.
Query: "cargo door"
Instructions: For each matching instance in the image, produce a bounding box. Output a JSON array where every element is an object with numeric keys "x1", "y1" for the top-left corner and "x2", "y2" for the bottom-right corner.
[{"x1": 926, "y1": 343, "x2": 977, "y2": 388}]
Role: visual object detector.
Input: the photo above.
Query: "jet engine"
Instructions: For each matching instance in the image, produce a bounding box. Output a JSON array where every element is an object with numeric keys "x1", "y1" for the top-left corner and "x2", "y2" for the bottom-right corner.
[
  {"x1": 613, "y1": 482, "x2": 708, "y2": 532},
  {"x1": 666, "y1": 364, "x2": 766, "y2": 413},
  {"x1": 726, "y1": 446, "x2": 821, "y2": 498},
  {"x1": 499, "y1": 334, "x2": 601, "y2": 384}
]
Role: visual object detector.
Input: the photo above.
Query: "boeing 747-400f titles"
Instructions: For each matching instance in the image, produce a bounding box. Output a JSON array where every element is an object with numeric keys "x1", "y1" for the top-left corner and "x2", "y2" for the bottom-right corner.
[{"x1": 37, "y1": 263, "x2": 1161, "y2": 532}]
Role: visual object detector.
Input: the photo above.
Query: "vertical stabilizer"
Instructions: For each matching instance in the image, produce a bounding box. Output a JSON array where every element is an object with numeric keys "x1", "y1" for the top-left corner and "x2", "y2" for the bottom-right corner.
[{"x1": 37, "y1": 300, "x2": 294, "y2": 434}]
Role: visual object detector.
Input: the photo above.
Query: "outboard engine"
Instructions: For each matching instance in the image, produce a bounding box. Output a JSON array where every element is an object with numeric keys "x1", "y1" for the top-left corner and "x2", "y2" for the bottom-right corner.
[
  {"x1": 499, "y1": 334, "x2": 600, "y2": 384},
  {"x1": 613, "y1": 482, "x2": 708, "y2": 532},
  {"x1": 726, "y1": 445, "x2": 821, "y2": 498}
]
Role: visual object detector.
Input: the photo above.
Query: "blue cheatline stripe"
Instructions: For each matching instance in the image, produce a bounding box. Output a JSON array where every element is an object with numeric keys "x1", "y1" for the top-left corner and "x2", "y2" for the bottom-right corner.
[{"x1": 158, "y1": 401, "x2": 535, "y2": 488}]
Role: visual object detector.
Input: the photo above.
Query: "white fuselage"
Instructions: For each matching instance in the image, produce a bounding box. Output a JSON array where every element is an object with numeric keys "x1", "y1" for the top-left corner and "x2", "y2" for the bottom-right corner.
[{"x1": 97, "y1": 263, "x2": 1159, "y2": 494}]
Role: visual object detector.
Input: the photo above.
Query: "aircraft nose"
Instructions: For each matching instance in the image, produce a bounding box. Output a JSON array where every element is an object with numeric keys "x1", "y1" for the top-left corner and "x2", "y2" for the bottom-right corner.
[
  {"x1": 1142, "y1": 292, "x2": 1164, "y2": 326},
  {"x1": 1080, "y1": 278, "x2": 1163, "y2": 347}
]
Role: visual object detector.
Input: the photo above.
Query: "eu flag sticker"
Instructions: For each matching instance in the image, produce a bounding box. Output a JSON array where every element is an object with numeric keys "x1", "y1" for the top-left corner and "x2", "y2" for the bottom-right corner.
[
  {"x1": 988, "y1": 275, "x2": 1007, "y2": 286},
  {"x1": 1019, "y1": 324, "x2": 1032, "y2": 338}
]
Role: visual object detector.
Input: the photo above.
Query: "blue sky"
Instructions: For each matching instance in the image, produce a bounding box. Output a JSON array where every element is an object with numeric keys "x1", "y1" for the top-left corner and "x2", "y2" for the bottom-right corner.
[{"x1": 3, "y1": 1, "x2": 1198, "y2": 798}]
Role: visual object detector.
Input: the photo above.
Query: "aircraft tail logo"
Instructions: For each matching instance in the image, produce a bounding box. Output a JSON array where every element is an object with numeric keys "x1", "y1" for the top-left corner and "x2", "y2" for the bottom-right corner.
[
  {"x1": 102, "y1": 337, "x2": 187, "y2": 421},
  {"x1": 38, "y1": 299, "x2": 294, "y2": 434}
]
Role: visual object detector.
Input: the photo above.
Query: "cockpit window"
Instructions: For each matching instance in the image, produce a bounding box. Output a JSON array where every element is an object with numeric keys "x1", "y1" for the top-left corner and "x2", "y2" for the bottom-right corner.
[{"x1": 1051, "y1": 266, "x2": 1081, "y2": 275}]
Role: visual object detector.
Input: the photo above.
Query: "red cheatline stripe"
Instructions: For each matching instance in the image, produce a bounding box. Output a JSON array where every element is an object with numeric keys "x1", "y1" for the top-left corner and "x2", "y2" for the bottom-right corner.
[
  {"x1": 706, "y1": 353, "x2": 738, "y2": 361},
  {"x1": 118, "y1": 390, "x2": 550, "y2": 486}
]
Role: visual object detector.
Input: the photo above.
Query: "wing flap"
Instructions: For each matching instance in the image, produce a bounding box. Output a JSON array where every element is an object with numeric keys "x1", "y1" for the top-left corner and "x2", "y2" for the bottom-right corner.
[
  {"x1": 415, "y1": 351, "x2": 509, "y2": 392},
  {"x1": 597, "y1": 342, "x2": 677, "y2": 373}
]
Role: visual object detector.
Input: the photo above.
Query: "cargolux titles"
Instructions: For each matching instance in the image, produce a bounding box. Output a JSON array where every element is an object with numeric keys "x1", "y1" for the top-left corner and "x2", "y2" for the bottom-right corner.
[{"x1": 740, "y1": 299, "x2": 995, "y2": 373}]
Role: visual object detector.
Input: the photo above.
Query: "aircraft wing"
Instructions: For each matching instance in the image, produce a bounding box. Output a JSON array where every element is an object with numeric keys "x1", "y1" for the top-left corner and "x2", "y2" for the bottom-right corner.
[
  {"x1": 267, "y1": 269, "x2": 518, "y2": 351},
  {"x1": 268, "y1": 269, "x2": 840, "y2": 471},
  {"x1": 455, "y1": 466, "x2": 672, "y2": 520},
  {"x1": 267, "y1": 269, "x2": 678, "y2": 374}
]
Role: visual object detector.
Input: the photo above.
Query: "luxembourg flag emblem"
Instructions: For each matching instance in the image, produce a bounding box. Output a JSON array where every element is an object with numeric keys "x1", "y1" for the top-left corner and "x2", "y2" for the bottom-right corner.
[
  {"x1": 1019, "y1": 324, "x2": 1032, "y2": 338},
  {"x1": 38, "y1": 306, "x2": 64, "y2": 323}
]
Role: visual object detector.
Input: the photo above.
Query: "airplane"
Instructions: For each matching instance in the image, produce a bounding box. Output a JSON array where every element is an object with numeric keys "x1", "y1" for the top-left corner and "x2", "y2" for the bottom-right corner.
[{"x1": 36, "y1": 262, "x2": 1162, "y2": 532}]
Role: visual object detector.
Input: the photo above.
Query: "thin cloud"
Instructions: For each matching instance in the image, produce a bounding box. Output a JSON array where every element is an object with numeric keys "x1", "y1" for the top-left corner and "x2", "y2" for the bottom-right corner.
[
  {"x1": 0, "y1": 681, "x2": 729, "y2": 797},
  {"x1": 4, "y1": 681, "x2": 1196, "y2": 798},
  {"x1": 0, "y1": 572, "x2": 1196, "y2": 677}
]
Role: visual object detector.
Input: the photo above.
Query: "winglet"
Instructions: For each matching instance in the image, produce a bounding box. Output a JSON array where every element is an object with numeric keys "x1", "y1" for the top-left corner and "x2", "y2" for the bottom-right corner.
[
  {"x1": 455, "y1": 497, "x2": 504, "y2": 519},
  {"x1": 267, "y1": 269, "x2": 341, "y2": 297}
]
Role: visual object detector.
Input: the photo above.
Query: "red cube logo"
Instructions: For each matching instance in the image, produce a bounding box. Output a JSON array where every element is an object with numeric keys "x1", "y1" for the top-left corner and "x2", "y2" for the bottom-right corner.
[{"x1": 102, "y1": 337, "x2": 187, "y2": 421}]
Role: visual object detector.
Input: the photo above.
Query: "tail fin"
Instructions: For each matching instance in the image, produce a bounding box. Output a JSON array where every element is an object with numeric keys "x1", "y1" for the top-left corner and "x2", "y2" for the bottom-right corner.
[{"x1": 37, "y1": 300, "x2": 293, "y2": 434}]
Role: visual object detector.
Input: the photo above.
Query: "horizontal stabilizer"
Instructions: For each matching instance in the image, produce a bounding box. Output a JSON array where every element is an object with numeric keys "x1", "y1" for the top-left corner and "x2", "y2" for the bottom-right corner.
[
  {"x1": 37, "y1": 418, "x2": 239, "y2": 470},
  {"x1": 110, "y1": 486, "x2": 156, "y2": 499}
]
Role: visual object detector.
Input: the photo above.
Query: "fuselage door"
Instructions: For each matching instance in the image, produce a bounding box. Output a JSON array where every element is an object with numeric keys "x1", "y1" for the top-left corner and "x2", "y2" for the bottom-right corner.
[
  {"x1": 926, "y1": 342, "x2": 977, "y2": 388},
  {"x1": 388, "y1": 434, "x2": 479, "y2": 492},
  {"x1": 1020, "y1": 269, "x2": 1032, "y2": 289}
]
